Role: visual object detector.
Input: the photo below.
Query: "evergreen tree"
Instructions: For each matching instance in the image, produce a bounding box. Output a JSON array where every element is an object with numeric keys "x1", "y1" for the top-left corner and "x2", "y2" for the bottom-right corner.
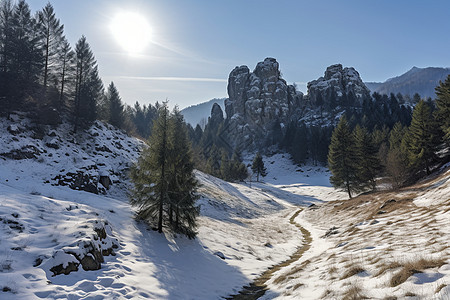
[
  {"x1": 37, "y1": 2, "x2": 64, "y2": 92},
  {"x1": 435, "y1": 75, "x2": 450, "y2": 142},
  {"x1": 73, "y1": 36, "x2": 102, "y2": 132},
  {"x1": 0, "y1": 0, "x2": 15, "y2": 113},
  {"x1": 251, "y1": 152, "x2": 267, "y2": 182},
  {"x1": 130, "y1": 102, "x2": 170, "y2": 233},
  {"x1": 105, "y1": 81, "x2": 124, "y2": 128},
  {"x1": 386, "y1": 124, "x2": 409, "y2": 189},
  {"x1": 2, "y1": 0, "x2": 43, "y2": 110},
  {"x1": 57, "y1": 37, "x2": 74, "y2": 107},
  {"x1": 167, "y1": 107, "x2": 199, "y2": 238},
  {"x1": 328, "y1": 116, "x2": 358, "y2": 198},
  {"x1": 406, "y1": 100, "x2": 440, "y2": 175},
  {"x1": 353, "y1": 125, "x2": 380, "y2": 190}
]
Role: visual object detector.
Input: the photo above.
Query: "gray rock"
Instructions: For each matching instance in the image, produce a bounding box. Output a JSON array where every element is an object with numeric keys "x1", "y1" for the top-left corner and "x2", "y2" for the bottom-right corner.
[
  {"x1": 50, "y1": 261, "x2": 79, "y2": 276},
  {"x1": 307, "y1": 64, "x2": 371, "y2": 108},
  {"x1": 223, "y1": 58, "x2": 303, "y2": 151}
]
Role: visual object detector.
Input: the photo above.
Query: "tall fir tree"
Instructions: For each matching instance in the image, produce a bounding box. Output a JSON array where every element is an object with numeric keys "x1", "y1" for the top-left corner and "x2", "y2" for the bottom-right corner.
[
  {"x1": 73, "y1": 36, "x2": 102, "y2": 132},
  {"x1": 0, "y1": 0, "x2": 15, "y2": 113},
  {"x1": 37, "y1": 2, "x2": 64, "y2": 93},
  {"x1": 406, "y1": 100, "x2": 440, "y2": 175},
  {"x1": 328, "y1": 115, "x2": 359, "y2": 198},
  {"x1": 167, "y1": 107, "x2": 199, "y2": 238},
  {"x1": 435, "y1": 75, "x2": 450, "y2": 143},
  {"x1": 105, "y1": 81, "x2": 124, "y2": 128},
  {"x1": 130, "y1": 102, "x2": 170, "y2": 233},
  {"x1": 251, "y1": 152, "x2": 267, "y2": 182},
  {"x1": 57, "y1": 37, "x2": 74, "y2": 107},
  {"x1": 353, "y1": 125, "x2": 380, "y2": 190}
]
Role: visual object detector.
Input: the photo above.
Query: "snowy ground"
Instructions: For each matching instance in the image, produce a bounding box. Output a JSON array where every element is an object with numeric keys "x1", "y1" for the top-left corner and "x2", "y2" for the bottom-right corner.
[{"x1": 1, "y1": 115, "x2": 449, "y2": 299}]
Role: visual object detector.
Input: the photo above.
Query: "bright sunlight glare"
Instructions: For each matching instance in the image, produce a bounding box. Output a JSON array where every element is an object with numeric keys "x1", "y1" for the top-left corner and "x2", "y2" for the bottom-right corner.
[{"x1": 110, "y1": 12, "x2": 152, "y2": 55}]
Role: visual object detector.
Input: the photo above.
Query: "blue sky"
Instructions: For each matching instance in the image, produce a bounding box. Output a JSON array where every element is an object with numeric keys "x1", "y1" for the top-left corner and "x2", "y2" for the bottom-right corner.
[{"x1": 28, "y1": 0, "x2": 450, "y2": 108}]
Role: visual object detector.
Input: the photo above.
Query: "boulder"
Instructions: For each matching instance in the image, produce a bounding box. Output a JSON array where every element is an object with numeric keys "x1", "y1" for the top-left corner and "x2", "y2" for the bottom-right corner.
[{"x1": 99, "y1": 176, "x2": 111, "y2": 190}]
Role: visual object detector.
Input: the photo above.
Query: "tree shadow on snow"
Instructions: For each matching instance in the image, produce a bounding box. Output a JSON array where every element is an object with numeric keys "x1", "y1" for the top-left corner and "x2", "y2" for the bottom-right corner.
[{"x1": 133, "y1": 222, "x2": 279, "y2": 300}]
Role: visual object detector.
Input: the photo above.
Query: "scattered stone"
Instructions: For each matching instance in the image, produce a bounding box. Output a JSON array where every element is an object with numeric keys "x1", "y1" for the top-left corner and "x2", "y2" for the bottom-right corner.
[
  {"x1": 1, "y1": 145, "x2": 41, "y2": 160},
  {"x1": 99, "y1": 176, "x2": 111, "y2": 189}
]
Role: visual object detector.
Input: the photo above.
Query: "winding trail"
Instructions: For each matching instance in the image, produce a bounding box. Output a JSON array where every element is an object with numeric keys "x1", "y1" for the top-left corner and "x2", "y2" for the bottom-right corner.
[{"x1": 227, "y1": 208, "x2": 312, "y2": 299}]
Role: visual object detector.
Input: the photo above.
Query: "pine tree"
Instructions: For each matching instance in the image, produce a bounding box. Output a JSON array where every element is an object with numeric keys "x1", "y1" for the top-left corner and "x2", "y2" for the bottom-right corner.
[
  {"x1": 435, "y1": 75, "x2": 450, "y2": 142},
  {"x1": 167, "y1": 107, "x2": 199, "y2": 238},
  {"x1": 353, "y1": 125, "x2": 380, "y2": 190},
  {"x1": 37, "y1": 2, "x2": 64, "y2": 92},
  {"x1": 73, "y1": 36, "x2": 102, "y2": 132},
  {"x1": 57, "y1": 37, "x2": 74, "y2": 107},
  {"x1": 0, "y1": 0, "x2": 15, "y2": 113},
  {"x1": 252, "y1": 152, "x2": 267, "y2": 182},
  {"x1": 328, "y1": 116, "x2": 358, "y2": 198},
  {"x1": 5, "y1": 0, "x2": 42, "y2": 109},
  {"x1": 130, "y1": 103, "x2": 199, "y2": 238},
  {"x1": 406, "y1": 100, "x2": 440, "y2": 175},
  {"x1": 105, "y1": 81, "x2": 124, "y2": 128},
  {"x1": 130, "y1": 102, "x2": 170, "y2": 233}
]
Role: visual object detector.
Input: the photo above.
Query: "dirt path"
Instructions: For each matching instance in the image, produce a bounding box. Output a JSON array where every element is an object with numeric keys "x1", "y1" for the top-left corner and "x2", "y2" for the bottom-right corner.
[{"x1": 226, "y1": 208, "x2": 312, "y2": 299}]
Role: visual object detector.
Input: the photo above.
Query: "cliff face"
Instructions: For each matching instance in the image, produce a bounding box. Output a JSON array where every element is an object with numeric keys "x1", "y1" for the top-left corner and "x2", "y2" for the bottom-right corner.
[
  {"x1": 306, "y1": 64, "x2": 371, "y2": 108},
  {"x1": 224, "y1": 58, "x2": 303, "y2": 150},
  {"x1": 217, "y1": 59, "x2": 370, "y2": 152}
]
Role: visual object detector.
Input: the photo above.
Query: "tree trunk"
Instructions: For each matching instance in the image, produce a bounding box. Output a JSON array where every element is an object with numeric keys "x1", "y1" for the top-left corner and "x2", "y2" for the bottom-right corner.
[
  {"x1": 157, "y1": 109, "x2": 168, "y2": 233},
  {"x1": 346, "y1": 182, "x2": 352, "y2": 199}
]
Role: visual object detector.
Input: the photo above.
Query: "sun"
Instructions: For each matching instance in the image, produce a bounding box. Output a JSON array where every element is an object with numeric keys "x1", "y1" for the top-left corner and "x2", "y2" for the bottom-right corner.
[{"x1": 110, "y1": 12, "x2": 152, "y2": 55}]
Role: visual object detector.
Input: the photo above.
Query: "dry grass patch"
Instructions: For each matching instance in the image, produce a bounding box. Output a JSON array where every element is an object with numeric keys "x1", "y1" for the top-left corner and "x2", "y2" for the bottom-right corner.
[
  {"x1": 375, "y1": 261, "x2": 402, "y2": 277},
  {"x1": 390, "y1": 258, "x2": 446, "y2": 287},
  {"x1": 292, "y1": 282, "x2": 304, "y2": 291},
  {"x1": 341, "y1": 266, "x2": 366, "y2": 280},
  {"x1": 328, "y1": 265, "x2": 338, "y2": 274},
  {"x1": 342, "y1": 282, "x2": 368, "y2": 300},
  {"x1": 272, "y1": 259, "x2": 311, "y2": 285},
  {"x1": 436, "y1": 283, "x2": 447, "y2": 294}
]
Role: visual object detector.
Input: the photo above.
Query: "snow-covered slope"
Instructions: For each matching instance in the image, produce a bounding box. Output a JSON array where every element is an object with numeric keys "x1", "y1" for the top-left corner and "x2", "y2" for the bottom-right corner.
[
  {"x1": 0, "y1": 115, "x2": 341, "y2": 299},
  {"x1": 262, "y1": 164, "x2": 450, "y2": 300},
  {"x1": 2, "y1": 113, "x2": 448, "y2": 299}
]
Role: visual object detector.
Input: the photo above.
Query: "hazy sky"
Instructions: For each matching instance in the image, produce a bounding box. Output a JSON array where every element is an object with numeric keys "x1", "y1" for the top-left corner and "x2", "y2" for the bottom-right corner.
[{"x1": 28, "y1": 0, "x2": 450, "y2": 109}]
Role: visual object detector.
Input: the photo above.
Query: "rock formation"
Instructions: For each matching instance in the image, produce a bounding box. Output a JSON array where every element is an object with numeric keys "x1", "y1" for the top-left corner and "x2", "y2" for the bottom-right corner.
[
  {"x1": 307, "y1": 64, "x2": 371, "y2": 108},
  {"x1": 216, "y1": 59, "x2": 370, "y2": 152},
  {"x1": 223, "y1": 58, "x2": 303, "y2": 150}
]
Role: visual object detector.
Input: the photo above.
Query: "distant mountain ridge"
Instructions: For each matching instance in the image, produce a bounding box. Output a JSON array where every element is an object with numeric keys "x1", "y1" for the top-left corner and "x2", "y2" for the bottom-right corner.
[
  {"x1": 181, "y1": 98, "x2": 226, "y2": 127},
  {"x1": 366, "y1": 66, "x2": 450, "y2": 99}
]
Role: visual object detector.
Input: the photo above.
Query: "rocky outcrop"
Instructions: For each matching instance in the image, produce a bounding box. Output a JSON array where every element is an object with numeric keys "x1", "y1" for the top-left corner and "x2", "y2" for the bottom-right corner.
[
  {"x1": 214, "y1": 60, "x2": 371, "y2": 152},
  {"x1": 223, "y1": 58, "x2": 303, "y2": 151},
  {"x1": 44, "y1": 220, "x2": 119, "y2": 276},
  {"x1": 307, "y1": 64, "x2": 371, "y2": 108}
]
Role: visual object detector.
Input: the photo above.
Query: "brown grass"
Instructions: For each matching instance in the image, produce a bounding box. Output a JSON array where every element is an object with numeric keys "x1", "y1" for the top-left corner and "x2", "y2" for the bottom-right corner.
[
  {"x1": 341, "y1": 266, "x2": 366, "y2": 280},
  {"x1": 342, "y1": 283, "x2": 368, "y2": 300},
  {"x1": 436, "y1": 283, "x2": 447, "y2": 294},
  {"x1": 390, "y1": 258, "x2": 446, "y2": 287}
]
